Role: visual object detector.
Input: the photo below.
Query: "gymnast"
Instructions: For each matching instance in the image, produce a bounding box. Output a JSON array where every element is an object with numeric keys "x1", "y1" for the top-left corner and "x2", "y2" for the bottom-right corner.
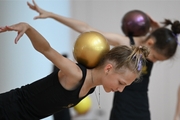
[{"x1": 0, "y1": 22, "x2": 148, "y2": 120}]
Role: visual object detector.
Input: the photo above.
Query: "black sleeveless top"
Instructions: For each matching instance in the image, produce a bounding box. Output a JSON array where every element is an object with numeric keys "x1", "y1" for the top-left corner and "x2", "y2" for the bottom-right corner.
[
  {"x1": 110, "y1": 36, "x2": 153, "y2": 120},
  {"x1": 0, "y1": 64, "x2": 95, "y2": 120}
]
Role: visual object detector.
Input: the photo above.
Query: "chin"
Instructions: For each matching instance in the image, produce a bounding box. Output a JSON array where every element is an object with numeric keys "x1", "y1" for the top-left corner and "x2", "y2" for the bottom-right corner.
[
  {"x1": 105, "y1": 89, "x2": 111, "y2": 93},
  {"x1": 102, "y1": 86, "x2": 111, "y2": 93}
]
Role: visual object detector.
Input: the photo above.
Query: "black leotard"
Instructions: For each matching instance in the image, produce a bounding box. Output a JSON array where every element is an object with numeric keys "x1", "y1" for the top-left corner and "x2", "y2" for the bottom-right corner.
[
  {"x1": 0, "y1": 64, "x2": 95, "y2": 120},
  {"x1": 109, "y1": 36, "x2": 153, "y2": 120}
]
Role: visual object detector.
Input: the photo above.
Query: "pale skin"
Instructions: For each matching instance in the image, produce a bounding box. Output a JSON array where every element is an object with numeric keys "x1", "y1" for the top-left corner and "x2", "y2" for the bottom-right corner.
[
  {"x1": 174, "y1": 85, "x2": 180, "y2": 120},
  {"x1": 0, "y1": 23, "x2": 137, "y2": 98},
  {"x1": 27, "y1": 0, "x2": 166, "y2": 63}
]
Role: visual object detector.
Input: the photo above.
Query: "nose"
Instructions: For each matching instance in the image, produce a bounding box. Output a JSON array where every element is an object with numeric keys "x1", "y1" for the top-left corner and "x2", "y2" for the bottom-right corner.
[{"x1": 118, "y1": 86, "x2": 125, "y2": 92}]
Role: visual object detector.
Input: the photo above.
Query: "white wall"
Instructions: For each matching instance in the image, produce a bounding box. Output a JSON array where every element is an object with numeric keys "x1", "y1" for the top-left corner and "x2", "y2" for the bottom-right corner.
[
  {"x1": 1, "y1": 1, "x2": 180, "y2": 120},
  {"x1": 70, "y1": 0, "x2": 180, "y2": 120},
  {"x1": 0, "y1": 1, "x2": 71, "y2": 120}
]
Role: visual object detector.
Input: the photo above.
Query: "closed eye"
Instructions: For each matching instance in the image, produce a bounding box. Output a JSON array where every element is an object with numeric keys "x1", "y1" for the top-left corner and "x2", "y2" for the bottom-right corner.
[{"x1": 119, "y1": 81, "x2": 124, "y2": 85}]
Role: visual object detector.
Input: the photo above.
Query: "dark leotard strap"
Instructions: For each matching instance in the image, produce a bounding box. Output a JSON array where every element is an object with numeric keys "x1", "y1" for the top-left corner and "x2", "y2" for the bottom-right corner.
[{"x1": 128, "y1": 35, "x2": 135, "y2": 45}]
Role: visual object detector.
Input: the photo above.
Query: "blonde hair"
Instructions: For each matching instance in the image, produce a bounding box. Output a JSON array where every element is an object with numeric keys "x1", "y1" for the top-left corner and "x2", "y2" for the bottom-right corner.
[{"x1": 97, "y1": 45, "x2": 149, "y2": 79}]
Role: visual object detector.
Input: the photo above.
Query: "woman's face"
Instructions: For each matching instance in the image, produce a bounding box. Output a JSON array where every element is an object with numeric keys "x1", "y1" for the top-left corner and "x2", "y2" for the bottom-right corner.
[
  {"x1": 102, "y1": 67, "x2": 137, "y2": 93},
  {"x1": 147, "y1": 47, "x2": 167, "y2": 62},
  {"x1": 144, "y1": 38, "x2": 168, "y2": 62}
]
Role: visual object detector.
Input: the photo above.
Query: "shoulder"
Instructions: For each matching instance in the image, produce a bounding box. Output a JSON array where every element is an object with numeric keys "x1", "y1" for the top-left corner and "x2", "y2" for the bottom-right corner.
[
  {"x1": 76, "y1": 63, "x2": 87, "y2": 78},
  {"x1": 58, "y1": 64, "x2": 85, "y2": 90}
]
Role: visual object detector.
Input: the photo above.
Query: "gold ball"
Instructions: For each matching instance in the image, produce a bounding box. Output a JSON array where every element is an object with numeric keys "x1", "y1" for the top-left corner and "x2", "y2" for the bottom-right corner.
[{"x1": 73, "y1": 31, "x2": 110, "y2": 68}]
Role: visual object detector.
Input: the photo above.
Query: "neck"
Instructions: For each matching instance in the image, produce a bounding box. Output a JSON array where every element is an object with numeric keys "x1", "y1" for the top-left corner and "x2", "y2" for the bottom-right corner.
[
  {"x1": 89, "y1": 68, "x2": 101, "y2": 87},
  {"x1": 134, "y1": 36, "x2": 147, "y2": 46},
  {"x1": 91, "y1": 69, "x2": 94, "y2": 84}
]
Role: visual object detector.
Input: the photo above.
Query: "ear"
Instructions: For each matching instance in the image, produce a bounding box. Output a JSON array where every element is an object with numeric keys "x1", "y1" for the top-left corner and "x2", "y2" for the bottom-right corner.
[
  {"x1": 104, "y1": 64, "x2": 113, "y2": 74},
  {"x1": 146, "y1": 38, "x2": 155, "y2": 47}
]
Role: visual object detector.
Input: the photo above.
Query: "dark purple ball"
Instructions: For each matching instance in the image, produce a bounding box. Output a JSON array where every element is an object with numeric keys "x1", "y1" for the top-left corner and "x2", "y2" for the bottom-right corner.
[{"x1": 121, "y1": 10, "x2": 151, "y2": 36}]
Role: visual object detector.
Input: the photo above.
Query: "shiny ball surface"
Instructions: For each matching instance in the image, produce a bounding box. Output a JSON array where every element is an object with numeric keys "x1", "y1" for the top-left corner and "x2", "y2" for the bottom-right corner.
[
  {"x1": 121, "y1": 10, "x2": 151, "y2": 36},
  {"x1": 73, "y1": 31, "x2": 110, "y2": 68}
]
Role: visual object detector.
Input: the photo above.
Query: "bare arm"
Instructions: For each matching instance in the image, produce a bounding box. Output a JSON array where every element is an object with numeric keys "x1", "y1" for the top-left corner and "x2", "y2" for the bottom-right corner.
[
  {"x1": 146, "y1": 13, "x2": 160, "y2": 33},
  {"x1": 27, "y1": 0, "x2": 130, "y2": 46},
  {"x1": 49, "y1": 13, "x2": 131, "y2": 46},
  {"x1": 174, "y1": 85, "x2": 180, "y2": 120},
  {"x1": 0, "y1": 22, "x2": 81, "y2": 79}
]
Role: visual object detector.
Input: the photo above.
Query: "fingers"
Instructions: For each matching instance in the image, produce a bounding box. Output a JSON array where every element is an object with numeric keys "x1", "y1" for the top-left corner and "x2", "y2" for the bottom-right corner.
[
  {"x1": 27, "y1": 0, "x2": 37, "y2": 10},
  {"x1": 34, "y1": 16, "x2": 41, "y2": 20},
  {"x1": 15, "y1": 32, "x2": 24, "y2": 44},
  {"x1": 6, "y1": 26, "x2": 14, "y2": 30},
  {"x1": 0, "y1": 25, "x2": 22, "y2": 44},
  {"x1": 27, "y1": 2, "x2": 35, "y2": 10},
  {"x1": 0, "y1": 23, "x2": 26, "y2": 44},
  {"x1": 0, "y1": 27, "x2": 6, "y2": 32},
  {"x1": 32, "y1": 0, "x2": 38, "y2": 7},
  {"x1": 146, "y1": 15, "x2": 160, "y2": 28},
  {"x1": 0, "y1": 26, "x2": 14, "y2": 32},
  {"x1": 0, "y1": 26, "x2": 7, "y2": 31}
]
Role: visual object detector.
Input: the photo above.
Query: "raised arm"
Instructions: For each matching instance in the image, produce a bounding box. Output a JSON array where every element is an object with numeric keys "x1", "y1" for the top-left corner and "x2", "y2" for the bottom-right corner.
[
  {"x1": 0, "y1": 22, "x2": 81, "y2": 78},
  {"x1": 27, "y1": 0, "x2": 130, "y2": 46},
  {"x1": 147, "y1": 14, "x2": 160, "y2": 33}
]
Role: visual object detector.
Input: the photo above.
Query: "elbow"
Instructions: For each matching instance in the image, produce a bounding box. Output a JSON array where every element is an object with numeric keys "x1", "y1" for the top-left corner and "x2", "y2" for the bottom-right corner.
[
  {"x1": 35, "y1": 43, "x2": 52, "y2": 54},
  {"x1": 77, "y1": 23, "x2": 92, "y2": 33}
]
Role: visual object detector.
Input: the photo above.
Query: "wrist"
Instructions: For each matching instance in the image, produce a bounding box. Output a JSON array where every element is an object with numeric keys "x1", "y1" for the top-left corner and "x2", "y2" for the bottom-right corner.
[
  {"x1": 48, "y1": 12, "x2": 55, "y2": 18},
  {"x1": 24, "y1": 23, "x2": 32, "y2": 33}
]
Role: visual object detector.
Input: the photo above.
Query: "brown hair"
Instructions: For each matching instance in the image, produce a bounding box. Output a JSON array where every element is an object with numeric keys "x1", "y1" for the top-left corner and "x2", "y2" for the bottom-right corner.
[
  {"x1": 97, "y1": 45, "x2": 149, "y2": 79},
  {"x1": 145, "y1": 19, "x2": 180, "y2": 59}
]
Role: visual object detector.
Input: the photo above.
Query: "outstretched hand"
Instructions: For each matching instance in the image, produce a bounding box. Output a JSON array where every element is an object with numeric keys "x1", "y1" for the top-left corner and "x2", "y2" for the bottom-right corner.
[
  {"x1": 0, "y1": 22, "x2": 29, "y2": 44},
  {"x1": 27, "y1": 0, "x2": 51, "y2": 20}
]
